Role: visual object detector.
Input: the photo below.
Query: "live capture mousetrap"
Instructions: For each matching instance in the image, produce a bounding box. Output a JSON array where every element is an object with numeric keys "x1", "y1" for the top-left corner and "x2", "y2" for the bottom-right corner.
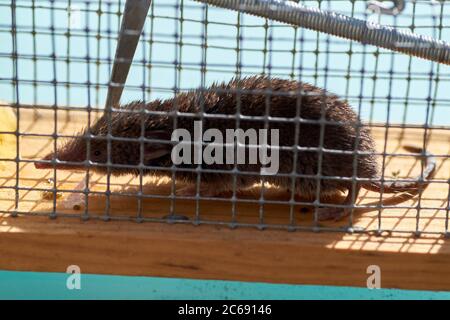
[{"x1": 0, "y1": 0, "x2": 449, "y2": 293}]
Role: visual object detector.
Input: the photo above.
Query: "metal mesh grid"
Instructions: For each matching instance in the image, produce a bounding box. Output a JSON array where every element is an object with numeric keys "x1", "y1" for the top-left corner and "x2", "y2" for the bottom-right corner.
[{"x1": 0, "y1": 0, "x2": 449, "y2": 236}]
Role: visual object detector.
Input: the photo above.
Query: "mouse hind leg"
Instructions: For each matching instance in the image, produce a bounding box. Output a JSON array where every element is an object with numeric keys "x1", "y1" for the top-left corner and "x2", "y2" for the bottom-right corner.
[{"x1": 315, "y1": 184, "x2": 361, "y2": 221}]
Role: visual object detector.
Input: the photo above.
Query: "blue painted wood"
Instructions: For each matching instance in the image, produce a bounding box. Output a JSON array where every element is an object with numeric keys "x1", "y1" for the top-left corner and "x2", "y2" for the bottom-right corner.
[{"x1": 0, "y1": 270, "x2": 449, "y2": 300}]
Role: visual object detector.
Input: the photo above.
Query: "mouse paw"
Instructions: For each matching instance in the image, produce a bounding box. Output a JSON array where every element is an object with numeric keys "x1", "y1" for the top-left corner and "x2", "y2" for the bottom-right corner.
[{"x1": 315, "y1": 207, "x2": 349, "y2": 221}]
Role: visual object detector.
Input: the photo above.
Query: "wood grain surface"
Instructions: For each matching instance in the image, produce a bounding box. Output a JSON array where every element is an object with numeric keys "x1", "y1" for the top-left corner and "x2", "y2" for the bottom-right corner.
[{"x1": 0, "y1": 107, "x2": 449, "y2": 291}]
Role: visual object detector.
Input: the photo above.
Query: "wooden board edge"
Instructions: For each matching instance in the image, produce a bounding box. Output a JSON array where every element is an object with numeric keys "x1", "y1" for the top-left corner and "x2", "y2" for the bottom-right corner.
[{"x1": 0, "y1": 215, "x2": 449, "y2": 291}]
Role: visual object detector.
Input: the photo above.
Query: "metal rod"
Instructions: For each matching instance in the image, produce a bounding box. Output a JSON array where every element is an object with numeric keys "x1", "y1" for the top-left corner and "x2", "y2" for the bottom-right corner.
[
  {"x1": 367, "y1": 0, "x2": 406, "y2": 16},
  {"x1": 105, "y1": 0, "x2": 151, "y2": 109},
  {"x1": 194, "y1": 0, "x2": 450, "y2": 65}
]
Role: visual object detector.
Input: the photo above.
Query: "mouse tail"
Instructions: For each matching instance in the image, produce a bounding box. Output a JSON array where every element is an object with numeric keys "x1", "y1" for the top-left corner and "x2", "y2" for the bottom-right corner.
[{"x1": 362, "y1": 145, "x2": 436, "y2": 194}]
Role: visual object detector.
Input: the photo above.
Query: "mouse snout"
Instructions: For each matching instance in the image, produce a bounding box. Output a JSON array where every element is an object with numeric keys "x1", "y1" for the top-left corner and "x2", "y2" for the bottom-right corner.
[
  {"x1": 35, "y1": 149, "x2": 86, "y2": 171},
  {"x1": 35, "y1": 152, "x2": 54, "y2": 169}
]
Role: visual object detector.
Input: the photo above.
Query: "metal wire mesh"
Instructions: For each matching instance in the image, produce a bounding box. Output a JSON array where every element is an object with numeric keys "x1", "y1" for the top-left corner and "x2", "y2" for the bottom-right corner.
[{"x1": 0, "y1": 0, "x2": 449, "y2": 236}]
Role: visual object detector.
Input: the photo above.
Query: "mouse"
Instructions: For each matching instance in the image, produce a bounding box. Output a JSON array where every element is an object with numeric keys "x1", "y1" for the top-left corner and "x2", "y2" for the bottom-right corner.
[{"x1": 35, "y1": 75, "x2": 436, "y2": 221}]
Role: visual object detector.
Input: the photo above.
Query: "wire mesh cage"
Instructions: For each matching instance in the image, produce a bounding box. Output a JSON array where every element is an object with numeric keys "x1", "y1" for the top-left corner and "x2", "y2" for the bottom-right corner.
[{"x1": 0, "y1": 0, "x2": 449, "y2": 236}]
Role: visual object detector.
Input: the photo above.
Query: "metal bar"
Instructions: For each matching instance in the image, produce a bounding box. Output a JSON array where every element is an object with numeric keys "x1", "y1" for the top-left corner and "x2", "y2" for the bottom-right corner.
[
  {"x1": 104, "y1": 0, "x2": 151, "y2": 109},
  {"x1": 195, "y1": 0, "x2": 450, "y2": 65},
  {"x1": 367, "y1": 0, "x2": 406, "y2": 16}
]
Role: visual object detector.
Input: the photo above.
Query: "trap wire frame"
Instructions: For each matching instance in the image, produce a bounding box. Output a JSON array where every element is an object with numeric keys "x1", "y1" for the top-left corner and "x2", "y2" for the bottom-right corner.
[
  {"x1": 0, "y1": 0, "x2": 449, "y2": 238},
  {"x1": 196, "y1": 0, "x2": 450, "y2": 66}
]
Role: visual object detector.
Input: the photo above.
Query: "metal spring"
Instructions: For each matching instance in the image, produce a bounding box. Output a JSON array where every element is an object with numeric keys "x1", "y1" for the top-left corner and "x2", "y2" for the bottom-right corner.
[{"x1": 195, "y1": 0, "x2": 450, "y2": 65}]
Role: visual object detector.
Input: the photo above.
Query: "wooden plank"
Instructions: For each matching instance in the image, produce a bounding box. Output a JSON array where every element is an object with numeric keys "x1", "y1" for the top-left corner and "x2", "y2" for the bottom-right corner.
[
  {"x1": 0, "y1": 215, "x2": 449, "y2": 291},
  {"x1": 0, "y1": 108, "x2": 449, "y2": 291}
]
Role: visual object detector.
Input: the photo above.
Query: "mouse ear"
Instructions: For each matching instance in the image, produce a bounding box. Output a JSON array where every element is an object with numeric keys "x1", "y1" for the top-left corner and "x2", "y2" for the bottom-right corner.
[{"x1": 144, "y1": 130, "x2": 172, "y2": 161}]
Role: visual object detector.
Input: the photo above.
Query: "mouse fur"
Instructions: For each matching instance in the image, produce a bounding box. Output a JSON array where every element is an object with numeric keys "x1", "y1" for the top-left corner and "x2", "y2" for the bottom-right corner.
[{"x1": 36, "y1": 75, "x2": 435, "y2": 220}]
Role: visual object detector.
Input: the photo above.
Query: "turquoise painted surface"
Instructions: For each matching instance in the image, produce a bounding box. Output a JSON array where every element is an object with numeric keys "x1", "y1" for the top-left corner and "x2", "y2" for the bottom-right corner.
[{"x1": 0, "y1": 270, "x2": 449, "y2": 300}]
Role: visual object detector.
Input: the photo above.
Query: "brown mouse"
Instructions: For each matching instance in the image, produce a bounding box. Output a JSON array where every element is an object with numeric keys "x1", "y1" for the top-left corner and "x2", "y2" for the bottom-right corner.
[{"x1": 35, "y1": 75, "x2": 436, "y2": 220}]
